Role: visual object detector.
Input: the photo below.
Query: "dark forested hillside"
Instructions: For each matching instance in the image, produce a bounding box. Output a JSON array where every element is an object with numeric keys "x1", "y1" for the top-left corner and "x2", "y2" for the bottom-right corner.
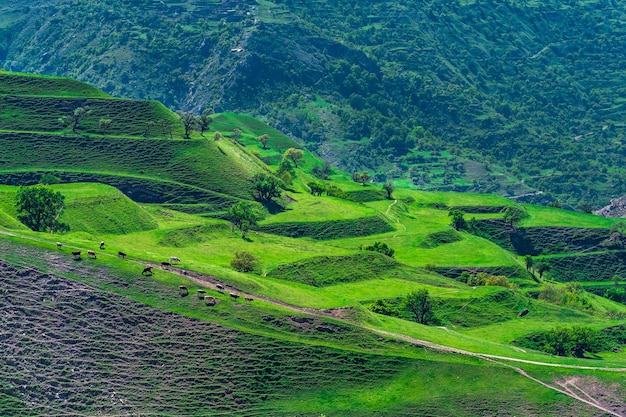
[{"x1": 4, "y1": 0, "x2": 626, "y2": 206}]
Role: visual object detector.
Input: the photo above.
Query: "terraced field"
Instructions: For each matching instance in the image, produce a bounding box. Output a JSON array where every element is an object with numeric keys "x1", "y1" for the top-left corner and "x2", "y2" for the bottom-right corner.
[{"x1": 1, "y1": 72, "x2": 626, "y2": 415}]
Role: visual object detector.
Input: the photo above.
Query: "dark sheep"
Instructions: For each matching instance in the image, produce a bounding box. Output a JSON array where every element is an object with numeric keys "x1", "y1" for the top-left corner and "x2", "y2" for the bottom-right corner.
[
  {"x1": 142, "y1": 265, "x2": 153, "y2": 275},
  {"x1": 179, "y1": 286, "x2": 188, "y2": 296},
  {"x1": 244, "y1": 297, "x2": 254, "y2": 302},
  {"x1": 118, "y1": 251, "x2": 127, "y2": 259},
  {"x1": 229, "y1": 292, "x2": 240, "y2": 300}
]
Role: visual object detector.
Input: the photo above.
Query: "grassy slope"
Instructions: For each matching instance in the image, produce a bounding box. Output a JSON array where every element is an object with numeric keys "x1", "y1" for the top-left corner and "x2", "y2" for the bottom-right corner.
[
  {"x1": 0, "y1": 238, "x2": 600, "y2": 417},
  {"x1": 0, "y1": 72, "x2": 625, "y2": 415}
]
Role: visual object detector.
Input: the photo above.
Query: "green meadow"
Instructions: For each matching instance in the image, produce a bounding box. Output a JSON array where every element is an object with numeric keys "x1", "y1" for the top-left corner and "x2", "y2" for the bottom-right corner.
[{"x1": 0, "y1": 72, "x2": 624, "y2": 416}]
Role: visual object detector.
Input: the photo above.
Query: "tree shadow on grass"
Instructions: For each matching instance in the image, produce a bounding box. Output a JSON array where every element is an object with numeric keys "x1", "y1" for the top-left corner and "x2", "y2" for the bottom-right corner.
[{"x1": 259, "y1": 199, "x2": 286, "y2": 215}]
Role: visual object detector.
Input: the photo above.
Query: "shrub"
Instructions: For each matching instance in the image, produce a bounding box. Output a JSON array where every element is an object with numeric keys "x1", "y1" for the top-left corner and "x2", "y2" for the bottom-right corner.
[
  {"x1": 363, "y1": 241, "x2": 394, "y2": 258},
  {"x1": 230, "y1": 251, "x2": 257, "y2": 272},
  {"x1": 484, "y1": 275, "x2": 512, "y2": 288}
]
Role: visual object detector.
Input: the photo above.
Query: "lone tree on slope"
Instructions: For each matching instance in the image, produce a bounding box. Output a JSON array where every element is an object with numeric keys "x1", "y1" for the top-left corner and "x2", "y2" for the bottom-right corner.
[
  {"x1": 58, "y1": 106, "x2": 89, "y2": 133},
  {"x1": 405, "y1": 289, "x2": 434, "y2": 325},
  {"x1": 15, "y1": 185, "x2": 68, "y2": 233},
  {"x1": 284, "y1": 148, "x2": 304, "y2": 168},
  {"x1": 177, "y1": 111, "x2": 196, "y2": 138}
]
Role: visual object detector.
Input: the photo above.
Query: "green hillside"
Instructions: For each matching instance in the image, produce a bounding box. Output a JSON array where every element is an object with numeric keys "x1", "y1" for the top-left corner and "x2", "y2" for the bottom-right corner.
[
  {"x1": 4, "y1": 1, "x2": 626, "y2": 206},
  {"x1": 0, "y1": 72, "x2": 625, "y2": 416}
]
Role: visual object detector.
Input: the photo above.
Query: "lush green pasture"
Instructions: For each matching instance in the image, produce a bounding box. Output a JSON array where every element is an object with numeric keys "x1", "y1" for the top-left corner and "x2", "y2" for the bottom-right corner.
[
  {"x1": 331, "y1": 209, "x2": 520, "y2": 268},
  {"x1": 0, "y1": 133, "x2": 259, "y2": 199},
  {"x1": 263, "y1": 192, "x2": 376, "y2": 223},
  {"x1": 0, "y1": 96, "x2": 178, "y2": 136},
  {"x1": 521, "y1": 205, "x2": 616, "y2": 228},
  {"x1": 0, "y1": 71, "x2": 109, "y2": 98}
]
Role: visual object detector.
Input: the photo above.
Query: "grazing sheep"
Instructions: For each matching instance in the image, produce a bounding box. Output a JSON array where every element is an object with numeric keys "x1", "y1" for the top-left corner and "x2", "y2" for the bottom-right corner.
[
  {"x1": 216, "y1": 284, "x2": 224, "y2": 290},
  {"x1": 87, "y1": 250, "x2": 97, "y2": 259},
  {"x1": 204, "y1": 296, "x2": 217, "y2": 306},
  {"x1": 197, "y1": 289, "x2": 207, "y2": 299},
  {"x1": 229, "y1": 292, "x2": 240, "y2": 300},
  {"x1": 161, "y1": 261, "x2": 171, "y2": 267},
  {"x1": 71, "y1": 251, "x2": 81, "y2": 259},
  {"x1": 141, "y1": 265, "x2": 153, "y2": 275},
  {"x1": 244, "y1": 297, "x2": 254, "y2": 302},
  {"x1": 178, "y1": 286, "x2": 188, "y2": 296},
  {"x1": 56, "y1": 242, "x2": 63, "y2": 249},
  {"x1": 118, "y1": 251, "x2": 127, "y2": 259},
  {"x1": 99, "y1": 241, "x2": 105, "y2": 250},
  {"x1": 170, "y1": 256, "x2": 180, "y2": 263}
]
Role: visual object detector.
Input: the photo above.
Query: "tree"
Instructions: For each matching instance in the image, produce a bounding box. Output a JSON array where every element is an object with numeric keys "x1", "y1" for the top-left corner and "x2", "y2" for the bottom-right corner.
[
  {"x1": 230, "y1": 251, "x2": 257, "y2": 272},
  {"x1": 610, "y1": 221, "x2": 626, "y2": 238},
  {"x1": 536, "y1": 262, "x2": 551, "y2": 280},
  {"x1": 277, "y1": 158, "x2": 294, "y2": 175},
  {"x1": 99, "y1": 118, "x2": 112, "y2": 134},
  {"x1": 353, "y1": 171, "x2": 370, "y2": 186},
  {"x1": 228, "y1": 201, "x2": 263, "y2": 238},
  {"x1": 177, "y1": 111, "x2": 196, "y2": 138},
  {"x1": 252, "y1": 173, "x2": 282, "y2": 201},
  {"x1": 58, "y1": 106, "x2": 89, "y2": 133},
  {"x1": 231, "y1": 128, "x2": 242, "y2": 144},
  {"x1": 382, "y1": 181, "x2": 394, "y2": 199},
  {"x1": 197, "y1": 108, "x2": 214, "y2": 136},
  {"x1": 257, "y1": 134, "x2": 270, "y2": 149},
  {"x1": 364, "y1": 241, "x2": 394, "y2": 258},
  {"x1": 311, "y1": 162, "x2": 331, "y2": 180},
  {"x1": 284, "y1": 148, "x2": 304, "y2": 168},
  {"x1": 308, "y1": 181, "x2": 325, "y2": 196},
  {"x1": 405, "y1": 289, "x2": 433, "y2": 324},
  {"x1": 524, "y1": 255, "x2": 533, "y2": 271},
  {"x1": 15, "y1": 186, "x2": 68, "y2": 233},
  {"x1": 448, "y1": 209, "x2": 466, "y2": 231},
  {"x1": 503, "y1": 205, "x2": 528, "y2": 227},
  {"x1": 39, "y1": 173, "x2": 61, "y2": 185}
]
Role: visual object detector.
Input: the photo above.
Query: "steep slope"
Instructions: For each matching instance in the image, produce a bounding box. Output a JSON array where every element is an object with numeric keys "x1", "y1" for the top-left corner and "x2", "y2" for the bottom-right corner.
[
  {"x1": 2, "y1": 1, "x2": 626, "y2": 205},
  {"x1": 0, "y1": 72, "x2": 285, "y2": 210}
]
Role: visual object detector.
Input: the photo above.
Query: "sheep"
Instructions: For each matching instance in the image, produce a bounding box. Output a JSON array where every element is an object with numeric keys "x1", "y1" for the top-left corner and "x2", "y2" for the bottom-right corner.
[
  {"x1": 141, "y1": 265, "x2": 153, "y2": 275},
  {"x1": 99, "y1": 241, "x2": 105, "y2": 250},
  {"x1": 229, "y1": 292, "x2": 240, "y2": 300},
  {"x1": 161, "y1": 261, "x2": 171, "y2": 268},
  {"x1": 56, "y1": 242, "x2": 63, "y2": 249},
  {"x1": 244, "y1": 297, "x2": 254, "y2": 302},
  {"x1": 178, "y1": 286, "x2": 188, "y2": 296},
  {"x1": 118, "y1": 251, "x2": 127, "y2": 259},
  {"x1": 71, "y1": 251, "x2": 81, "y2": 259},
  {"x1": 87, "y1": 250, "x2": 97, "y2": 259},
  {"x1": 204, "y1": 296, "x2": 217, "y2": 306},
  {"x1": 169, "y1": 256, "x2": 180, "y2": 263},
  {"x1": 197, "y1": 289, "x2": 207, "y2": 299}
]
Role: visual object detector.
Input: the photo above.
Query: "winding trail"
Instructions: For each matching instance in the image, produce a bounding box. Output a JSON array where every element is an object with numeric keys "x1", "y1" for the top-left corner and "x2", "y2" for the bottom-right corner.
[{"x1": 384, "y1": 199, "x2": 406, "y2": 238}]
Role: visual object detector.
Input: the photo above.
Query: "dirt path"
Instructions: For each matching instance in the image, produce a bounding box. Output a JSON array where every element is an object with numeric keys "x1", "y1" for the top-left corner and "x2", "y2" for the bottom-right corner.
[{"x1": 384, "y1": 199, "x2": 407, "y2": 238}]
